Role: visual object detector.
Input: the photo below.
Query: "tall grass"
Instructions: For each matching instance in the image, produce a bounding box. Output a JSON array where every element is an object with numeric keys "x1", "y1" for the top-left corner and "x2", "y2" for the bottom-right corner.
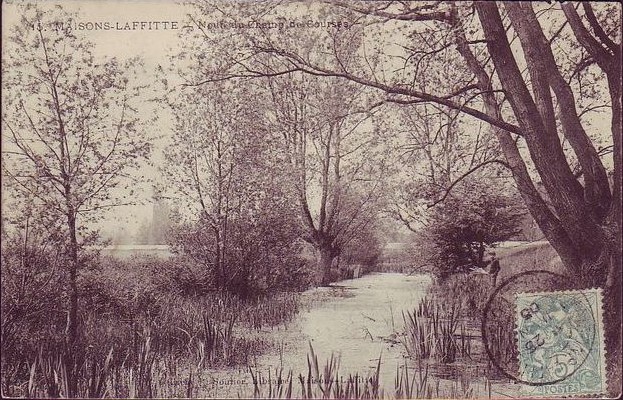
[
  {"x1": 410, "y1": 242, "x2": 563, "y2": 387},
  {"x1": 249, "y1": 368, "x2": 294, "y2": 399},
  {"x1": 9, "y1": 289, "x2": 299, "y2": 398},
  {"x1": 26, "y1": 347, "x2": 115, "y2": 398},
  {"x1": 243, "y1": 293, "x2": 300, "y2": 331}
]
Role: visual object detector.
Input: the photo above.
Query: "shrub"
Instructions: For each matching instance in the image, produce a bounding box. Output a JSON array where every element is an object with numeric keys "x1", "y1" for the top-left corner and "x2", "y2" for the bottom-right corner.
[
  {"x1": 168, "y1": 213, "x2": 310, "y2": 298},
  {"x1": 423, "y1": 180, "x2": 526, "y2": 279},
  {"x1": 1, "y1": 234, "x2": 67, "y2": 394}
]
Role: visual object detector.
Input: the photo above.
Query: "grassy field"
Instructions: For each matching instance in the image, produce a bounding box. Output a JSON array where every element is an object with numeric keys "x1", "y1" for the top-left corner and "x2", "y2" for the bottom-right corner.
[{"x1": 494, "y1": 241, "x2": 562, "y2": 281}]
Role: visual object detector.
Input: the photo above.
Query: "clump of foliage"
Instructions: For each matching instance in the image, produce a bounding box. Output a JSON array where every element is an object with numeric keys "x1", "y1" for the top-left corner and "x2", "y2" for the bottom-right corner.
[
  {"x1": 424, "y1": 181, "x2": 525, "y2": 279},
  {"x1": 341, "y1": 224, "x2": 384, "y2": 270},
  {"x1": 167, "y1": 210, "x2": 310, "y2": 298}
]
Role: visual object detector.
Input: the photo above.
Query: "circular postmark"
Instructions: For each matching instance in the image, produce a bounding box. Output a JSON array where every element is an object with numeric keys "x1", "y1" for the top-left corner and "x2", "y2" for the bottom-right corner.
[{"x1": 481, "y1": 270, "x2": 598, "y2": 386}]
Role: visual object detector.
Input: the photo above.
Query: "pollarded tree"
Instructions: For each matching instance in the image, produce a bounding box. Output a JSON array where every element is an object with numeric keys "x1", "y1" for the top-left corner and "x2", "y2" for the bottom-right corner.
[
  {"x1": 178, "y1": 0, "x2": 391, "y2": 285},
  {"x1": 265, "y1": 73, "x2": 389, "y2": 285},
  {"x1": 1, "y1": 5, "x2": 151, "y2": 392}
]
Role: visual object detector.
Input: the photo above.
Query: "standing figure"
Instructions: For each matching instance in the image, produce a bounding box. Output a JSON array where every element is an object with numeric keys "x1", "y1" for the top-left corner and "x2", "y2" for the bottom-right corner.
[{"x1": 488, "y1": 251, "x2": 501, "y2": 287}]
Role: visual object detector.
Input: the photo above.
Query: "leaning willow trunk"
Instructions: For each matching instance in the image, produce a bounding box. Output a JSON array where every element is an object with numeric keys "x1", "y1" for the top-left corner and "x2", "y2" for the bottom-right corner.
[{"x1": 474, "y1": 2, "x2": 622, "y2": 394}]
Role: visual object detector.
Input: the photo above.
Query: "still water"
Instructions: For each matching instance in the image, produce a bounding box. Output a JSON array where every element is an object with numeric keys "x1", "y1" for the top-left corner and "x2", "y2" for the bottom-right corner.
[
  {"x1": 203, "y1": 272, "x2": 517, "y2": 398},
  {"x1": 256, "y1": 273, "x2": 432, "y2": 388}
]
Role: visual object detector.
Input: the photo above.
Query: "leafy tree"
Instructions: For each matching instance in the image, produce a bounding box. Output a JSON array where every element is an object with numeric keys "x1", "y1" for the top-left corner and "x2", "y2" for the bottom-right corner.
[
  {"x1": 424, "y1": 181, "x2": 525, "y2": 279},
  {"x1": 178, "y1": 1, "x2": 390, "y2": 286},
  {"x1": 196, "y1": 0, "x2": 620, "y2": 289},
  {"x1": 163, "y1": 81, "x2": 305, "y2": 295},
  {"x1": 1, "y1": 5, "x2": 151, "y2": 393},
  {"x1": 388, "y1": 102, "x2": 506, "y2": 232},
  {"x1": 340, "y1": 217, "x2": 384, "y2": 269}
]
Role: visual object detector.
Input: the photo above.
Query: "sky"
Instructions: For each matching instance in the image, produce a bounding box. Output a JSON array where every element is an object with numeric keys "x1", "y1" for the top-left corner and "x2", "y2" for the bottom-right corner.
[{"x1": 1, "y1": 0, "x2": 370, "y2": 241}]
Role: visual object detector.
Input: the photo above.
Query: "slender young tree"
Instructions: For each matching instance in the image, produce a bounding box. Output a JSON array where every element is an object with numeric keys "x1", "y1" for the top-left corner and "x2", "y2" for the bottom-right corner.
[{"x1": 1, "y1": 5, "x2": 150, "y2": 393}]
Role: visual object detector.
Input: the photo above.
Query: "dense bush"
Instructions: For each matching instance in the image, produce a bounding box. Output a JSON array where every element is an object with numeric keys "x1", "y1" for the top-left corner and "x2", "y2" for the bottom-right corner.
[
  {"x1": 168, "y1": 211, "x2": 311, "y2": 298},
  {"x1": 340, "y1": 227, "x2": 384, "y2": 270},
  {"x1": 423, "y1": 181, "x2": 525, "y2": 279}
]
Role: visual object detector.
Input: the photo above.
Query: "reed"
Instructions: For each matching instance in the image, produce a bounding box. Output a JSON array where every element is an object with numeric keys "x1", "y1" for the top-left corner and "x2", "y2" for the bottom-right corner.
[
  {"x1": 402, "y1": 296, "x2": 472, "y2": 363},
  {"x1": 394, "y1": 360, "x2": 433, "y2": 399},
  {"x1": 14, "y1": 288, "x2": 290, "y2": 398},
  {"x1": 25, "y1": 345, "x2": 116, "y2": 398},
  {"x1": 250, "y1": 343, "x2": 383, "y2": 399},
  {"x1": 243, "y1": 293, "x2": 300, "y2": 331},
  {"x1": 248, "y1": 342, "x2": 486, "y2": 399},
  {"x1": 484, "y1": 322, "x2": 518, "y2": 373}
]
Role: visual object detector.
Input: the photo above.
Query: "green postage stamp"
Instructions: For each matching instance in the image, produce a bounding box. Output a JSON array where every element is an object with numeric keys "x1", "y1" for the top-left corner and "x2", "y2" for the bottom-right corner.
[{"x1": 516, "y1": 288, "x2": 607, "y2": 397}]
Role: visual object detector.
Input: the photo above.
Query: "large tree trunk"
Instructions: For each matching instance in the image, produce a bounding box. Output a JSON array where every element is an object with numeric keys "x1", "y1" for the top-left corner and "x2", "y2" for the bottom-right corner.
[
  {"x1": 318, "y1": 243, "x2": 337, "y2": 286},
  {"x1": 474, "y1": 3, "x2": 621, "y2": 394},
  {"x1": 477, "y1": 4, "x2": 606, "y2": 266},
  {"x1": 66, "y1": 211, "x2": 79, "y2": 397},
  {"x1": 451, "y1": 7, "x2": 584, "y2": 271}
]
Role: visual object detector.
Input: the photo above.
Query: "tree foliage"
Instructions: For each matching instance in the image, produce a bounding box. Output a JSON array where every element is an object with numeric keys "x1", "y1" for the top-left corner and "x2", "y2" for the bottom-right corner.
[
  {"x1": 1, "y1": 5, "x2": 151, "y2": 393},
  {"x1": 163, "y1": 81, "x2": 307, "y2": 296},
  {"x1": 424, "y1": 180, "x2": 525, "y2": 279}
]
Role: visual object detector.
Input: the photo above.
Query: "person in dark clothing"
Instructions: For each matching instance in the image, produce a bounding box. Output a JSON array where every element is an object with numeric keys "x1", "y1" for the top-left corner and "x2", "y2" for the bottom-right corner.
[{"x1": 488, "y1": 251, "x2": 501, "y2": 287}]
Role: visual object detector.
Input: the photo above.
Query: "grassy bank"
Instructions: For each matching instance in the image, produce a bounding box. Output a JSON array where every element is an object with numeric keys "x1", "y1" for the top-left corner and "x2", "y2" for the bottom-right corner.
[{"x1": 1, "y1": 254, "x2": 303, "y2": 398}]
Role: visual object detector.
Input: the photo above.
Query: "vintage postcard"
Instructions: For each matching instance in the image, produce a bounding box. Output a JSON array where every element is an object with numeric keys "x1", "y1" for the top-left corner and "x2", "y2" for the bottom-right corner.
[{"x1": 1, "y1": 1, "x2": 621, "y2": 399}]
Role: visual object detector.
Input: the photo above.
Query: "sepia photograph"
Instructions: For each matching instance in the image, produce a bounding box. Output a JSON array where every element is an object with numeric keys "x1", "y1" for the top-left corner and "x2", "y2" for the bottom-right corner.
[{"x1": 1, "y1": 1, "x2": 621, "y2": 398}]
